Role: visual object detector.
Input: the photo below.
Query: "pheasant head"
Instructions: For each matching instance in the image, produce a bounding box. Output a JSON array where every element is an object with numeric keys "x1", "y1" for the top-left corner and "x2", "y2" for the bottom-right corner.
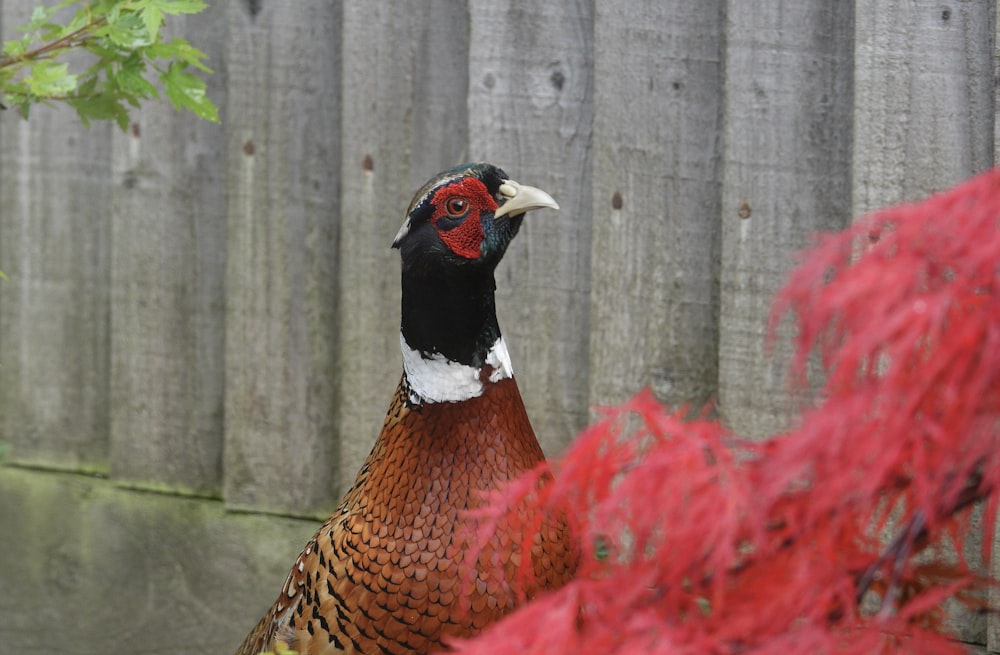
[{"x1": 391, "y1": 163, "x2": 558, "y2": 405}]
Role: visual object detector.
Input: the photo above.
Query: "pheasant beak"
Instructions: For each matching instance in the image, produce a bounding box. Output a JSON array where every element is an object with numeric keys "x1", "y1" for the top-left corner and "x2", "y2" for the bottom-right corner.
[{"x1": 493, "y1": 180, "x2": 559, "y2": 219}]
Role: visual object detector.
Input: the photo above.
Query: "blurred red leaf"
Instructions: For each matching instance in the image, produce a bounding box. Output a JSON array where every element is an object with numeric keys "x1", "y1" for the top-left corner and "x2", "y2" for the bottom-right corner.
[{"x1": 454, "y1": 168, "x2": 1000, "y2": 654}]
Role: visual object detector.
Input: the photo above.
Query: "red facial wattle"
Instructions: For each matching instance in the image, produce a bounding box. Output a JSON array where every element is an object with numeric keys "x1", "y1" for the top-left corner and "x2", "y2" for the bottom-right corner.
[{"x1": 429, "y1": 178, "x2": 498, "y2": 259}]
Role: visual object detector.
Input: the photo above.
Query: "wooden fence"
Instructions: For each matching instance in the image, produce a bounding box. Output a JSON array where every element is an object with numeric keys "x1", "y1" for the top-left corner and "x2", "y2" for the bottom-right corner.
[{"x1": 0, "y1": 1, "x2": 996, "y2": 652}]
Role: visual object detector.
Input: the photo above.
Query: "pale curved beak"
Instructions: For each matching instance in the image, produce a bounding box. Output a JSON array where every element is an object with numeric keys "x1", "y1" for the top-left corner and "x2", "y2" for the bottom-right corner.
[{"x1": 493, "y1": 180, "x2": 559, "y2": 219}]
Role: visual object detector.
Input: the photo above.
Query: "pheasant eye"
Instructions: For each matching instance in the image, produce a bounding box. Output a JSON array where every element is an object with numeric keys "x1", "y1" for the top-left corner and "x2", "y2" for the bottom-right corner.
[{"x1": 445, "y1": 196, "x2": 469, "y2": 218}]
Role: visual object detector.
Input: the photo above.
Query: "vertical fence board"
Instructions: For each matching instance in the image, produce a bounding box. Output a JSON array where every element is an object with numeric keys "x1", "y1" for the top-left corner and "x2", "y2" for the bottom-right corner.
[
  {"x1": 993, "y1": 7, "x2": 1000, "y2": 650},
  {"x1": 717, "y1": 1, "x2": 854, "y2": 438},
  {"x1": 853, "y1": 1, "x2": 994, "y2": 215},
  {"x1": 108, "y1": 7, "x2": 228, "y2": 496},
  {"x1": 223, "y1": 1, "x2": 341, "y2": 516},
  {"x1": 0, "y1": 0, "x2": 112, "y2": 471},
  {"x1": 335, "y1": 0, "x2": 470, "y2": 495},
  {"x1": 468, "y1": 0, "x2": 594, "y2": 454},
  {"x1": 0, "y1": 111, "x2": 112, "y2": 471},
  {"x1": 996, "y1": 0, "x2": 1000, "y2": 169},
  {"x1": 853, "y1": 2, "x2": 996, "y2": 646},
  {"x1": 589, "y1": 0, "x2": 723, "y2": 414}
]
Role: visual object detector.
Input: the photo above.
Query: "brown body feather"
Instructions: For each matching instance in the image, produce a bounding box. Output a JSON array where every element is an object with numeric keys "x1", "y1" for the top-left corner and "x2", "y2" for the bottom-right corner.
[{"x1": 236, "y1": 376, "x2": 577, "y2": 655}]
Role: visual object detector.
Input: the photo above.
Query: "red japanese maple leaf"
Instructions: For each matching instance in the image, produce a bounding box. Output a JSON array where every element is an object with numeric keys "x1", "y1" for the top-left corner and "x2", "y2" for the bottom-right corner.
[{"x1": 456, "y1": 168, "x2": 1000, "y2": 654}]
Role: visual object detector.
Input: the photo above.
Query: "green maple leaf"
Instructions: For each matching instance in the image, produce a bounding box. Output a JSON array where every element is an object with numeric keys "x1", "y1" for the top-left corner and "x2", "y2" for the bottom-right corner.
[
  {"x1": 68, "y1": 93, "x2": 130, "y2": 130},
  {"x1": 162, "y1": 61, "x2": 217, "y2": 122},
  {"x1": 1, "y1": 0, "x2": 217, "y2": 127},
  {"x1": 27, "y1": 60, "x2": 77, "y2": 96}
]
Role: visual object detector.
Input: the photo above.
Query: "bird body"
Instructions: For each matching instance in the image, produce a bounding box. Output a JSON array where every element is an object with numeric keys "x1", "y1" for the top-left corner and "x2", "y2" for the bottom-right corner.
[{"x1": 236, "y1": 164, "x2": 576, "y2": 655}]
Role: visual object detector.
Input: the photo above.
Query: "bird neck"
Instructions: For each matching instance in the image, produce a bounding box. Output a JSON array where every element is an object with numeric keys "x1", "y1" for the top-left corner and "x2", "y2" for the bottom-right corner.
[{"x1": 400, "y1": 268, "x2": 514, "y2": 404}]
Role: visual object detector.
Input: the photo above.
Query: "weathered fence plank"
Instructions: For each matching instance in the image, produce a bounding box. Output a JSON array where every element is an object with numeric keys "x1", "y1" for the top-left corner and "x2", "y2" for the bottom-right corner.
[
  {"x1": 852, "y1": 0, "x2": 994, "y2": 215},
  {"x1": 852, "y1": 1, "x2": 997, "y2": 646},
  {"x1": 717, "y1": 1, "x2": 854, "y2": 438},
  {"x1": 0, "y1": 0, "x2": 112, "y2": 470},
  {"x1": 335, "y1": 0, "x2": 471, "y2": 494},
  {"x1": 993, "y1": 1, "x2": 1000, "y2": 640},
  {"x1": 589, "y1": 0, "x2": 723, "y2": 414},
  {"x1": 222, "y1": 1, "x2": 341, "y2": 516},
  {"x1": 0, "y1": 112, "x2": 112, "y2": 471},
  {"x1": 108, "y1": 6, "x2": 228, "y2": 496},
  {"x1": 468, "y1": 0, "x2": 594, "y2": 454}
]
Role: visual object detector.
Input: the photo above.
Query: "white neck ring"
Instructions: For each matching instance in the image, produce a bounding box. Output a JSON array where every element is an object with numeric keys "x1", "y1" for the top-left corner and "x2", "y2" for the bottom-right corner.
[{"x1": 400, "y1": 333, "x2": 514, "y2": 404}]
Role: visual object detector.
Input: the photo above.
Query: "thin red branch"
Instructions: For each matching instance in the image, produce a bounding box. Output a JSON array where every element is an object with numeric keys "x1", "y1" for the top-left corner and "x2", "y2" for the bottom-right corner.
[{"x1": 854, "y1": 467, "x2": 989, "y2": 606}]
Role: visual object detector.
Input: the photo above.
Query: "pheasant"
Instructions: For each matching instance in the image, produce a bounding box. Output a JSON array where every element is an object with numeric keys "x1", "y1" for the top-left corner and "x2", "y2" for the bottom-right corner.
[{"x1": 235, "y1": 163, "x2": 578, "y2": 655}]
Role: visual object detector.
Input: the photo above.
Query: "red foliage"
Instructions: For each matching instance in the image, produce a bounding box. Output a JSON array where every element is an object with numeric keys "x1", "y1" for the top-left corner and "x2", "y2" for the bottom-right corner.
[{"x1": 454, "y1": 168, "x2": 1000, "y2": 654}]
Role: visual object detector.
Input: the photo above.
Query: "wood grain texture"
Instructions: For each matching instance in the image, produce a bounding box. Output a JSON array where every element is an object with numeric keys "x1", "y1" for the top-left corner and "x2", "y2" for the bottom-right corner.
[
  {"x1": 335, "y1": 0, "x2": 470, "y2": 498},
  {"x1": 589, "y1": 0, "x2": 723, "y2": 413},
  {"x1": 223, "y1": 1, "x2": 341, "y2": 516},
  {"x1": 852, "y1": 3, "x2": 997, "y2": 647},
  {"x1": 468, "y1": 0, "x2": 594, "y2": 455},
  {"x1": 717, "y1": 0, "x2": 854, "y2": 438},
  {"x1": 108, "y1": 6, "x2": 228, "y2": 496},
  {"x1": 852, "y1": 0, "x2": 995, "y2": 215},
  {"x1": 0, "y1": 0, "x2": 112, "y2": 470},
  {"x1": 993, "y1": 2, "x2": 1000, "y2": 642}
]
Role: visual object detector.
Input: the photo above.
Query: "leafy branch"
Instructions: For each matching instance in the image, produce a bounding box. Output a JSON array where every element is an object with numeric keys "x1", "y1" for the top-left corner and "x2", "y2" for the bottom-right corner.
[{"x1": 0, "y1": 0, "x2": 218, "y2": 129}]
